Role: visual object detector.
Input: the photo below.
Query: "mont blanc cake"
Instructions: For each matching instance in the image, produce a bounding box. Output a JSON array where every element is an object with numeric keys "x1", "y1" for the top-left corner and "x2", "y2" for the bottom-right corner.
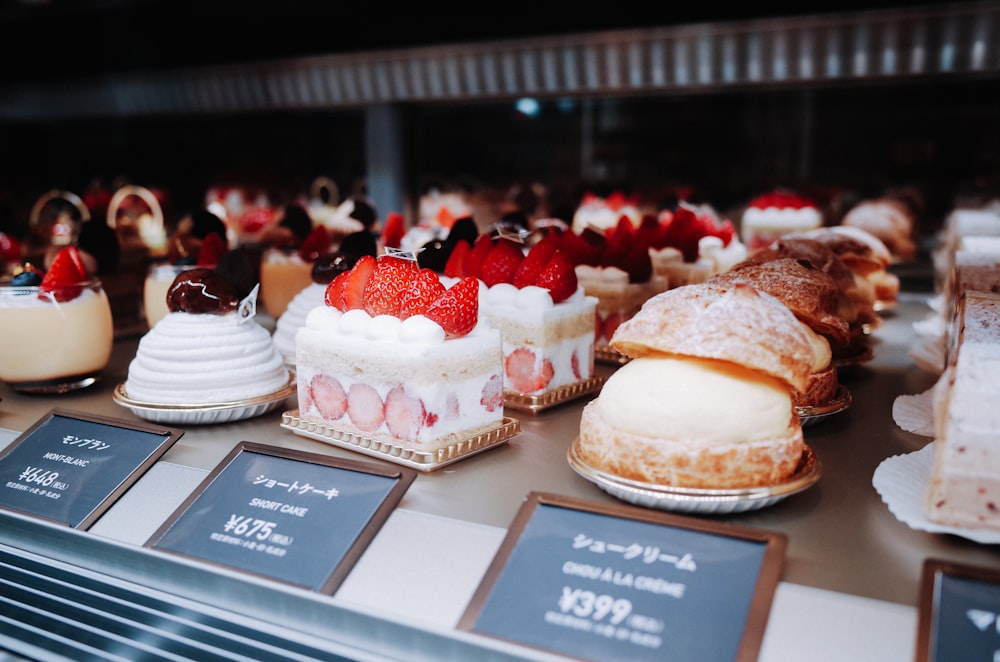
[{"x1": 125, "y1": 268, "x2": 290, "y2": 405}]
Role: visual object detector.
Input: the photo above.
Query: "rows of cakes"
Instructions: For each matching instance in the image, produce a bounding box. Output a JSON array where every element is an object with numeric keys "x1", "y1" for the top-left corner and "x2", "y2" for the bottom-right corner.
[{"x1": 2, "y1": 186, "x2": 917, "y2": 497}]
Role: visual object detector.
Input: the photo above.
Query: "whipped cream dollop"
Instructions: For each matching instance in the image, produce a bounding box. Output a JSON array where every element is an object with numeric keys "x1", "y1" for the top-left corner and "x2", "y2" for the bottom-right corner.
[
  {"x1": 125, "y1": 312, "x2": 288, "y2": 404},
  {"x1": 742, "y1": 206, "x2": 822, "y2": 230},
  {"x1": 480, "y1": 282, "x2": 586, "y2": 310},
  {"x1": 597, "y1": 356, "x2": 793, "y2": 443},
  {"x1": 304, "y1": 306, "x2": 452, "y2": 345}
]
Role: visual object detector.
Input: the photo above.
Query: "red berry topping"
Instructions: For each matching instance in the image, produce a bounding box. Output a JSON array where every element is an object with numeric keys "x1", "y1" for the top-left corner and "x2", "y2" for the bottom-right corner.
[
  {"x1": 398, "y1": 268, "x2": 446, "y2": 319},
  {"x1": 513, "y1": 234, "x2": 558, "y2": 288},
  {"x1": 380, "y1": 212, "x2": 406, "y2": 250},
  {"x1": 342, "y1": 254, "x2": 376, "y2": 310},
  {"x1": 424, "y1": 276, "x2": 479, "y2": 337},
  {"x1": 38, "y1": 246, "x2": 89, "y2": 302},
  {"x1": 196, "y1": 232, "x2": 227, "y2": 267},
  {"x1": 534, "y1": 249, "x2": 577, "y2": 303},
  {"x1": 479, "y1": 238, "x2": 524, "y2": 287},
  {"x1": 363, "y1": 254, "x2": 418, "y2": 317},
  {"x1": 298, "y1": 225, "x2": 331, "y2": 262},
  {"x1": 325, "y1": 270, "x2": 352, "y2": 311},
  {"x1": 443, "y1": 239, "x2": 473, "y2": 278},
  {"x1": 466, "y1": 234, "x2": 494, "y2": 280}
]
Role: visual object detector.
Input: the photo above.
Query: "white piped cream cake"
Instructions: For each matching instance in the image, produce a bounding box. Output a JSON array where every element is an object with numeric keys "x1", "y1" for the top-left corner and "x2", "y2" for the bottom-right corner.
[
  {"x1": 125, "y1": 269, "x2": 289, "y2": 404},
  {"x1": 295, "y1": 254, "x2": 504, "y2": 449}
]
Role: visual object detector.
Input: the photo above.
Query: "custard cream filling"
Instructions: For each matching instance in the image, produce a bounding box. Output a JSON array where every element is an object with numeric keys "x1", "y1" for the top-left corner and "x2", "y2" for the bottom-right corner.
[{"x1": 597, "y1": 356, "x2": 792, "y2": 443}]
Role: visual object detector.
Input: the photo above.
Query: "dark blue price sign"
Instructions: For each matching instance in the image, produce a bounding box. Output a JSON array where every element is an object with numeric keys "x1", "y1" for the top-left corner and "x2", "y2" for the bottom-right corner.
[
  {"x1": 459, "y1": 492, "x2": 786, "y2": 662},
  {"x1": 918, "y1": 558, "x2": 1000, "y2": 662},
  {"x1": 146, "y1": 442, "x2": 415, "y2": 594},
  {"x1": 0, "y1": 409, "x2": 182, "y2": 529}
]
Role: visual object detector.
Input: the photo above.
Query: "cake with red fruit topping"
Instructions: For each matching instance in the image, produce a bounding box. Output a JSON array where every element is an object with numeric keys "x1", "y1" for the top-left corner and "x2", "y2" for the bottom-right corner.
[
  {"x1": 272, "y1": 236, "x2": 377, "y2": 364},
  {"x1": 125, "y1": 269, "x2": 290, "y2": 405},
  {"x1": 741, "y1": 190, "x2": 823, "y2": 253},
  {"x1": 443, "y1": 232, "x2": 598, "y2": 400},
  {"x1": 294, "y1": 253, "x2": 505, "y2": 450},
  {"x1": 648, "y1": 203, "x2": 747, "y2": 286},
  {"x1": 555, "y1": 219, "x2": 668, "y2": 359},
  {"x1": 260, "y1": 225, "x2": 332, "y2": 319},
  {"x1": 571, "y1": 191, "x2": 643, "y2": 234}
]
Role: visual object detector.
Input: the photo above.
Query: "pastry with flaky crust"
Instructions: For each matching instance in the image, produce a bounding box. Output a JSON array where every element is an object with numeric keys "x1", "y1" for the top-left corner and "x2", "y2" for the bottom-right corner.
[
  {"x1": 709, "y1": 258, "x2": 848, "y2": 407},
  {"x1": 577, "y1": 282, "x2": 812, "y2": 489}
]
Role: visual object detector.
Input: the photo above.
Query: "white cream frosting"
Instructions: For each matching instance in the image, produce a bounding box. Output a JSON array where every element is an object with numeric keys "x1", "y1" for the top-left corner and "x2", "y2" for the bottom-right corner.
[
  {"x1": 742, "y1": 206, "x2": 822, "y2": 231},
  {"x1": 272, "y1": 282, "x2": 326, "y2": 361},
  {"x1": 295, "y1": 305, "x2": 503, "y2": 445},
  {"x1": 478, "y1": 282, "x2": 597, "y2": 393},
  {"x1": 126, "y1": 312, "x2": 288, "y2": 404},
  {"x1": 597, "y1": 356, "x2": 792, "y2": 443}
]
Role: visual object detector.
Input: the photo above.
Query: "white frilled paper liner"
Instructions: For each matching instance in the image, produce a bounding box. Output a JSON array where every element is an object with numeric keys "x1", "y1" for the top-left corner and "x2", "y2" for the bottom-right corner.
[
  {"x1": 872, "y1": 442, "x2": 1000, "y2": 545},
  {"x1": 892, "y1": 385, "x2": 937, "y2": 437}
]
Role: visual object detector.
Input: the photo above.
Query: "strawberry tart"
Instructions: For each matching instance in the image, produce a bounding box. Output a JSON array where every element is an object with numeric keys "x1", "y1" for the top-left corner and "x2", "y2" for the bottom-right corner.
[
  {"x1": 293, "y1": 253, "x2": 507, "y2": 452},
  {"x1": 741, "y1": 190, "x2": 823, "y2": 253},
  {"x1": 648, "y1": 204, "x2": 746, "y2": 286},
  {"x1": 442, "y1": 233, "x2": 599, "y2": 404}
]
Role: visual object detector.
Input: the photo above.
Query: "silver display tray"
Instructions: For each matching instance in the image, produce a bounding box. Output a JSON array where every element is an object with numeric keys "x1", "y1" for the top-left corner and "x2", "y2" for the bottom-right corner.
[{"x1": 568, "y1": 438, "x2": 821, "y2": 515}]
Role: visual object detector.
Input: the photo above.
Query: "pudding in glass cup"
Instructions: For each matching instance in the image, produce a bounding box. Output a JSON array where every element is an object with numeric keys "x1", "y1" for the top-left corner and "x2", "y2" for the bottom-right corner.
[
  {"x1": 144, "y1": 262, "x2": 198, "y2": 328},
  {"x1": 0, "y1": 277, "x2": 114, "y2": 393}
]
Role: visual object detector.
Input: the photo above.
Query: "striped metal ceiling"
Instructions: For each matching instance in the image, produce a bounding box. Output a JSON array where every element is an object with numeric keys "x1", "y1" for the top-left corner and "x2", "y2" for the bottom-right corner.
[{"x1": 0, "y1": 2, "x2": 997, "y2": 119}]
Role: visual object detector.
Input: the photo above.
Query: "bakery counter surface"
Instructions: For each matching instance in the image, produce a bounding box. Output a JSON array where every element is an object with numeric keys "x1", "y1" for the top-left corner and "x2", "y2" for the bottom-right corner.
[{"x1": 0, "y1": 292, "x2": 997, "y2": 661}]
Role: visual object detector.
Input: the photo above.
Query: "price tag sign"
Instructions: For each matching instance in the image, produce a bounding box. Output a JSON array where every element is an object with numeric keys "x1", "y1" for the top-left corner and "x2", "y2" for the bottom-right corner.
[
  {"x1": 146, "y1": 442, "x2": 416, "y2": 594},
  {"x1": 459, "y1": 492, "x2": 786, "y2": 662},
  {"x1": 0, "y1": 409, "x2": 182, "y2": 529},
  {"x1": 917, "y1": 558, "x2": 1000, "y2": 662}
]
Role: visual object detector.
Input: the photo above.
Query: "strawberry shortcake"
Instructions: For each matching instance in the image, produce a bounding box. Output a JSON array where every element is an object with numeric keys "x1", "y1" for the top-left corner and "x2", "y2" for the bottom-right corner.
[
  {"x1": 442, "y1": 232, "x2": 598, "y2": 402},
  {"x1": 294, "y1": 252, "x2": 505, "y2": 450}
]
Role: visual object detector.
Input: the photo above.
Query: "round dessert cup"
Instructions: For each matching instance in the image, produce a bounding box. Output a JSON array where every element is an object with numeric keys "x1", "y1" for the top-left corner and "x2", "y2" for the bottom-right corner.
[
  {"x1": 0, "y1": 278, "x2": 114, "y2": 394},
  {"x1": 260, "y1": 248, "x2": 313, "y2": 320},
  {"x1": 143, "y1": 262, "x2": 199, "y2": 329}
]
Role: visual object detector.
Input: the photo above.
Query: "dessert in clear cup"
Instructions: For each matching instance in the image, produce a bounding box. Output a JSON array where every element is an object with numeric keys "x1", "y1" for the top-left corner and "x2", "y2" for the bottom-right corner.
[
  {"x1": 295, "y1": 252, "x2": 505, "y2": 451},
  {"x1": 143, "y1": 210, "x2": 229, "y2": 328},
  {"x1": 260, "y1": 222, "x2": 332, "y2": 319},
  {"x1": 0, "y1": 247, "x2": 113, "y2": 393},
  {"x1": 442, "y1": 232, "x2": 599, "y2": 402}
]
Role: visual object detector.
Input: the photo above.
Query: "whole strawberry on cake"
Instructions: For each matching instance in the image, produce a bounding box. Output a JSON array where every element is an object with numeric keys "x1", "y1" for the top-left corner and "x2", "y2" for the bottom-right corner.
[
  {"x1": 442, "y1": 231, "x2": 599, "y2": 404},
  {"x1": 294, "y1": 251, "x2": 507, "y2": 452}
]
